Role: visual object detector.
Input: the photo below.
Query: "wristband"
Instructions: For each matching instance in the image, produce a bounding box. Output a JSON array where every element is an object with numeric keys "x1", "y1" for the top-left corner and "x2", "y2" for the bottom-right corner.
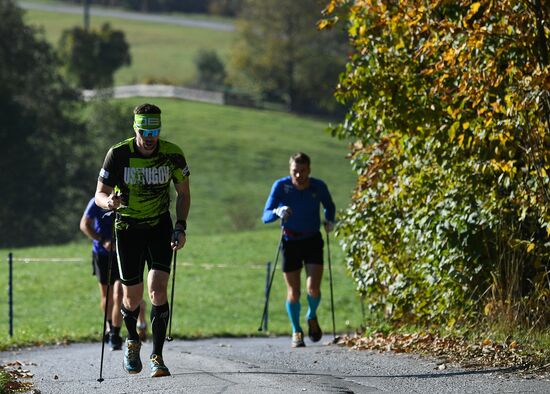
[{"x1": 175, "y1": 219, "x2": 187, "y2": 230}]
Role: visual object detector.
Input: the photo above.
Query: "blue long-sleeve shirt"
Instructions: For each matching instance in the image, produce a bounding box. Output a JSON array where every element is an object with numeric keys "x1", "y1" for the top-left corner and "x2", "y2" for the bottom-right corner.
[
  {"x1": 262, "y1": 176, "x2": 335, "y2": 239},
  {"x1": 83, "y1": 197, "x2": 114, "y2": 255}
]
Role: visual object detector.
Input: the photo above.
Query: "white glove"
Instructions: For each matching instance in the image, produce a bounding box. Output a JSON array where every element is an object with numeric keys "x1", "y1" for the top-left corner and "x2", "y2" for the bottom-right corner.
[
  {"x1": 324, "y1": 221, "x2": 335, "y2": 233},
  {"x1": 274, "y1": 206, "x2": 291, "y2": 220}
]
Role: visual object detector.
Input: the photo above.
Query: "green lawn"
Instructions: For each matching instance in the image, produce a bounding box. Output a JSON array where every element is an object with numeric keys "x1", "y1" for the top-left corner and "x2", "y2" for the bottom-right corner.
[
  {"x1": 0, "y1": 230, "x2": 363, "y2": 348},
  {"x1": 23, "y1": 5, "x2": 236, "y2": 85}
]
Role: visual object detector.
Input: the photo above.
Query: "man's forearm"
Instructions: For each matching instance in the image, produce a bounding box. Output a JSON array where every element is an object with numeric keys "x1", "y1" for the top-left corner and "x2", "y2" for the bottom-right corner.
[
  {"x1": 80, "y1": 219, "x2": 101, "y2": 241},
  {"x1": 175, "y1": 193, "x2": 190, "y2": 222},
  {"x1": 95, "y1": 191, "x2": 110, "y2": 210}
]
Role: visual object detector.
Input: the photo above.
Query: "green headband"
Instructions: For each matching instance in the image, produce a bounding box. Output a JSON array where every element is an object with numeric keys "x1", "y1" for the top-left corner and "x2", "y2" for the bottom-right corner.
[{"x1": 133, "y1": 113, "x2": 161, "y2": 130}]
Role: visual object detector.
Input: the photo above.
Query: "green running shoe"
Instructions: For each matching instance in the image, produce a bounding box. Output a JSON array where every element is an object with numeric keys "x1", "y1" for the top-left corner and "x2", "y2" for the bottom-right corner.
[
  {"x1": 150, "y1": 354, "x2": 171, "y2": 378},
  {"x1": 123, "y1": 339, "x2": 142, "y2": 374}
]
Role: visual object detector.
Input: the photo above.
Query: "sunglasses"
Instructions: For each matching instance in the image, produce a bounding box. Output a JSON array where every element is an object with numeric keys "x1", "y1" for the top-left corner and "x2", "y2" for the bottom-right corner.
[{"x1": 137, "y1": 128, "x2": 160, "y2": 137}]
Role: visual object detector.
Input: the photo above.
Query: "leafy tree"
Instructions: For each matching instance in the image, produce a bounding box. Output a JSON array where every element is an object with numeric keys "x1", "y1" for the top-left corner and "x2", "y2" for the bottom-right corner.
[
  {"x1": 0, "y1": 0, "x2": 84, "y2": 247},
  {"x1": 228, "y1": 0, "x2": 348, "y2": 114},
  {"x1": 193, "y1": 49, "x2": 227, "y2": 90},
  {"x1": 0, "y1": 1, "x2": 132, "y2": 248},
  {"x1": 58, "y1": 23, "x2": 131, "y2": 89},
  {"x1": 323, "y1": 0, "x2": 549, "y2": 327}
]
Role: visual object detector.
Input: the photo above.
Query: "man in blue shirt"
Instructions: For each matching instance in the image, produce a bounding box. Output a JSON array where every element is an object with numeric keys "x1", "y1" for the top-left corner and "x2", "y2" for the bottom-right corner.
[{"x1": 262, "y1": 152, "x2": 335, "y2": 347}]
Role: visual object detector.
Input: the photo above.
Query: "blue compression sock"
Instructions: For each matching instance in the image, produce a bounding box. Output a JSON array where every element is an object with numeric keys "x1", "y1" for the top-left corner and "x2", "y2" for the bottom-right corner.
[
  {"x1": 306, "y1": 294, "x2": 321, "y2": 320},
  {"x1": 285, "y1": 300, "x2": 302, "y2": 333}
]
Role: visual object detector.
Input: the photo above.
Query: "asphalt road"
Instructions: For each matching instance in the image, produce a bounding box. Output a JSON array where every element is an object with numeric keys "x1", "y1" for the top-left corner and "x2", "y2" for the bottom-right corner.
[
  {"x1": 1, "y1": 335, "x2": 549, "y2": 393},
  {"x1": 18, "y1": 1, "x2": 235, "y2": 31}
]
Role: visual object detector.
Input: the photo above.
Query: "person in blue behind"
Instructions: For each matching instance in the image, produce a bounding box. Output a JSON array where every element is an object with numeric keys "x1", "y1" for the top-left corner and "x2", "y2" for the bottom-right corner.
[
  {"x1": 262, "y1": 152, "x2": 335, "y2": 348},
  {"x1": 80, "y1": 197, "x2": 124, "y2": 351},
  {"x1": 80, "y1": 198, "x2": 149, "y2": 351}
]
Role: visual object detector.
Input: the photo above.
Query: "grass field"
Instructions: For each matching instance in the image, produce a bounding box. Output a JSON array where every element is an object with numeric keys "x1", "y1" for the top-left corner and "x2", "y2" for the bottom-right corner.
[
  {"x1": 0, "y1": 230, "x2": 364, "y2": 348},
  {"x1": 0, "y1": 97, "x2": 362, "y2": 349},
  {"x1": 22, "y1": 4, "x2": 236, "y2": 86}
]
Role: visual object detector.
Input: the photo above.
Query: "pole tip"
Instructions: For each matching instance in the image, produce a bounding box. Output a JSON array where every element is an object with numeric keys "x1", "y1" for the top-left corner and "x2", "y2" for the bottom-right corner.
[{"x1": 97, "y1": 378, "x2": 104, "y2": 383}]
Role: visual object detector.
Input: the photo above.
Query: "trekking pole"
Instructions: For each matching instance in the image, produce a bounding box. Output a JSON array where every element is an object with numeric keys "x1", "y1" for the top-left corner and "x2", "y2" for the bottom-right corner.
[
  {"x1": 262, "y1": 260, "x2": 272, "y2": 331},
  {"x1": 98, "y1": 211, "x2": 116, "y2": 383},
  {"x1": 325, "y1": 229, "x2": 337, "y2": 342},
  {"x1": 8, "y1": 252, "x2": 13, "y2": 338},
  {"x1": 258, "y1": 227, "x2": 284, "y2": 331},
  {"x1": 166, "y1": 243, "x2": 178, "y2": 341}
]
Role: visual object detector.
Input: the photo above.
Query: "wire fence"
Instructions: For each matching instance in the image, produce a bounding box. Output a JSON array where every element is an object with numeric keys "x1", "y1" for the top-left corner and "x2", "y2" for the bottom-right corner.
[{"x1": 9, "y1": 257, "x2": 266, "y2": 270}]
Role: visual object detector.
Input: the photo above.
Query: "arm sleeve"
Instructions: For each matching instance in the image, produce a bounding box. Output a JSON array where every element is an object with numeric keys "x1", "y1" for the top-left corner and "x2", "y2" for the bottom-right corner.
[
  {"x1": 170, "y1": 144, "x2": 190, "y2": 184},
  {"x1": 262, "y1": 181, "x2": 281, "y2": 224},
  {"x1": 98, "y1": 148, "x2": 117, "y2": 187},
  {"x1": 320, "y1": 181, "x2": 336, "y2": 222}
]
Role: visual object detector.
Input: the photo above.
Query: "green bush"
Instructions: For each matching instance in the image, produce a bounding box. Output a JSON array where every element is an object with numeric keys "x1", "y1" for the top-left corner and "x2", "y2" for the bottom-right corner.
[{"x1": 326, "y1": 0, "x2": 550, "y2": 327}]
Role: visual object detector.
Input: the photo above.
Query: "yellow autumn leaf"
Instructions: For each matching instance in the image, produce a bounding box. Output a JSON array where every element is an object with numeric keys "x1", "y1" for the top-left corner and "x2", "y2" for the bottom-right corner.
[
  {"x1": 470, "y1": 2, "x2": 481, "y2": 14},
  {"x1": 443, "y1": 48, "x2": 455, "y2": 62},
  {"x1": 457, "y1": 134, "x2": 465, "y2": 146},
  {"x1": 448, "y1": 121, "x2": 460, "y2": 142},
  {"x1": 491, "y1": 101, "x2": 503, "y2": 113},
  {"x1": 462, "y1": 122, "x2": 470, "y2": 130},
  {"x1": 527, "y1": 243, "x2": 535, "y2": 253},
  {"x1": 500, "y1": 162, "x2": 511, "y2": 172},
  {"x1": 317, "y1": 19, "x2": 329, "y2": 30}
]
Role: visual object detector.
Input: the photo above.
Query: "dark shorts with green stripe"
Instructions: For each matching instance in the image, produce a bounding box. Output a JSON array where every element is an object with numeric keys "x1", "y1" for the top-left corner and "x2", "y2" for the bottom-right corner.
[{"x1": 115, "y1": 212, "x2": 173, "y2": 286}]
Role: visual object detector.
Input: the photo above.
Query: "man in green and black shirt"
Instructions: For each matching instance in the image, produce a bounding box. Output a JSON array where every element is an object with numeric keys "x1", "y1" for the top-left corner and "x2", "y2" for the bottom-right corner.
[{"x1": 95, "y1": 103, "x2": 190, "y2": 378}]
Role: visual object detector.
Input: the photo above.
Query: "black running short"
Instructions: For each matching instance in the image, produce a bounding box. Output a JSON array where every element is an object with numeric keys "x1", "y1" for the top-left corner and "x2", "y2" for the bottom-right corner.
[
  {"x1": 92, "y1": 252, "x2": 120, "y2": 285},
  {"x1": 281, "y1": 232, "x2": 324, "y2": 273},
  {"x1": 115, "y1": 212, "x2": 173, "y2": 286}
]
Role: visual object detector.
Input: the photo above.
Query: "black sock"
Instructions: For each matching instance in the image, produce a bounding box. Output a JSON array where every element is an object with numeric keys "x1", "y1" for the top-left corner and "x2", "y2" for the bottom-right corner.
[
  {"x1": 107, "y1": 319, "x2": 113, "y2": 333},
  {"x1": 151, "y1": 303, "x2": 169, "y2": 356},
  {"x1": 112, "y1": 326, "x2": 121, "y2": 336},
  {"x1": 121, "y1": 304, "x2": 140, "y2": 341}
]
